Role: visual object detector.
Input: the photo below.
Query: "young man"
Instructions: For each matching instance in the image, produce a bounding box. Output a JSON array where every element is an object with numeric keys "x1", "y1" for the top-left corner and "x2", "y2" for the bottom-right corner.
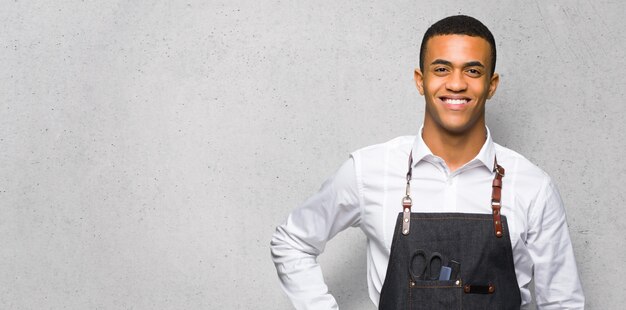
[{"x1": 271, "y1": 15, "x2": 584, "y2": 309}]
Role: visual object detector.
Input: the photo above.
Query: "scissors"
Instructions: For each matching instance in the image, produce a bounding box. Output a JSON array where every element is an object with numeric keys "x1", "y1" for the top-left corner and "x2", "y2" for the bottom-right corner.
[{"x1": 409, "y1": 249, "x2": 444, "y2": 281}]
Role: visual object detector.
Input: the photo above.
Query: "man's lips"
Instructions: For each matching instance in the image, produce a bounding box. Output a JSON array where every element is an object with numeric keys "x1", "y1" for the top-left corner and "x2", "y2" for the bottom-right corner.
[{"x1": 439, "y1": 96, "x2": 471, "y2": 105}]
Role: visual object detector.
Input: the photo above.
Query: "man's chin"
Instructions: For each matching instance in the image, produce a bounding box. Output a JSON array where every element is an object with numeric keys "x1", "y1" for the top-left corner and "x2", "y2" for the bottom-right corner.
[{"x1": 436, "y1": 121, "x2": 484, "y2": 137}]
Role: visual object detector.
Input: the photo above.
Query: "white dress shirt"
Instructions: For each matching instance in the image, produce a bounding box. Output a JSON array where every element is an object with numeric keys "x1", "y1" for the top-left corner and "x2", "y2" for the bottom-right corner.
[{"x1": 271, "y1": 127, "x2": 584, "y2": 309}]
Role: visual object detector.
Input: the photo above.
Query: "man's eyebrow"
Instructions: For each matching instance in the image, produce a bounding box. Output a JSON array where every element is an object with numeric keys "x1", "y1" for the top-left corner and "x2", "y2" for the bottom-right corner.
[
  {"x1": 430, "y1": 59, "x2": 452, "y2": 66},
  {"x1": 465, "y1": 61, "x2": 485, "y2": 68}
]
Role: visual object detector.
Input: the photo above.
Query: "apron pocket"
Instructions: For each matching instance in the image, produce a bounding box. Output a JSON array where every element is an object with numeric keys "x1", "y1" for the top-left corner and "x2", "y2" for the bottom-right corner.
[{"x1": 408, "y1": 280, "x2": 462, "y2": 309}]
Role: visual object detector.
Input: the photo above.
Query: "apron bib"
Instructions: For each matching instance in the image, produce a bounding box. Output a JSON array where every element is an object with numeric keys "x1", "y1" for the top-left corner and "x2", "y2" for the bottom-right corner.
[{"x1": 379, "y1": 153, "x2": 521, "y2": 309}]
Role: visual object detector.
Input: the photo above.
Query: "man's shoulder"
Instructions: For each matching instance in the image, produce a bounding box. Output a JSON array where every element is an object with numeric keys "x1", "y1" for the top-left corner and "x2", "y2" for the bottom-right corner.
[
  {"x1": 494, "y1": 143, "x2": 552, "y2": 186},
  {"x1": 351, "y1": 136, "x2": 415, "y2": 159},
  {"x1": 349, "y1": 136, "x2": 414, "y2": 182}
]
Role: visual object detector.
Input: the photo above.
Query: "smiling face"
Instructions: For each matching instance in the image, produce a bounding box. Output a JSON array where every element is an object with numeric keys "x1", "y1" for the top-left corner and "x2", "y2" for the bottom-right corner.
[{"x1": 415, "y1": 34, "x2": 499, "y2": 136}]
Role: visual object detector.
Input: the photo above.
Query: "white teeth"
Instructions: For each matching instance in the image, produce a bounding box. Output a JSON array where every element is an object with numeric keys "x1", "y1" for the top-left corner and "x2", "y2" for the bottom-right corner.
[{"x1": 443, "y1": 98, "x2": 468, "y2": 105}]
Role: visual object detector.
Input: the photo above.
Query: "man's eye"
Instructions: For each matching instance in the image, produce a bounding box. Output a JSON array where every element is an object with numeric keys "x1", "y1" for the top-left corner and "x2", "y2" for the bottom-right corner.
[
  {"x1": 434, "y1": 67, "x2": 447, "y2": 72},
  {"x1": 467, "y1": 69, "x2": 481, "y2": 75}
]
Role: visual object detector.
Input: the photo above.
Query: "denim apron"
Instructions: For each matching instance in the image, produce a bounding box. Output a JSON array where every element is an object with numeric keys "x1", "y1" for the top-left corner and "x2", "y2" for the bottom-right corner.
[{"x1": 379, "y1": 153, "x2": 521, "y2": 309}]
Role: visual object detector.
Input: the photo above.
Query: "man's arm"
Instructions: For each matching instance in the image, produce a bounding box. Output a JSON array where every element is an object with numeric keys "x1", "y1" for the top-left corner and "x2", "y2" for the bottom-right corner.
[
  {"x1": 526, "y1": 177, "x2": 585, "y2": 309},
  {"x1": 270, "y1": 157, "x2": 361, "y2": 310}
]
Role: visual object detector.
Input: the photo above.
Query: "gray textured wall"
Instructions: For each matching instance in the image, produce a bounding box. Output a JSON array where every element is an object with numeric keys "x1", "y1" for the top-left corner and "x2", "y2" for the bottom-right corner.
[{"x1": 2, "y1": 1, "x2": 624, "y2": 309}]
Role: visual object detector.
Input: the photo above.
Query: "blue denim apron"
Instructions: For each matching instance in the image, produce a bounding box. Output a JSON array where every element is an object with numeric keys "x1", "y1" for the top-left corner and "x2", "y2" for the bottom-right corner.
[{"x1": 379, "y1": 153, "x2": 521, "y2": 309}]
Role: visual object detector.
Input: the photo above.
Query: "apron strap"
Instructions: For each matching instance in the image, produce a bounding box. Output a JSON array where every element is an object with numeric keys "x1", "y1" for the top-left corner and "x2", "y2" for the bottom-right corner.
[
  {"x1": 491, "y1": 158, "x2": 505, "y2": 238},
  {"x1": 402, "y1": 151, "x2": 505, "y2": 238},
  {"x1": 401, "y1": 152, "x2": 413, "y2": 235}
]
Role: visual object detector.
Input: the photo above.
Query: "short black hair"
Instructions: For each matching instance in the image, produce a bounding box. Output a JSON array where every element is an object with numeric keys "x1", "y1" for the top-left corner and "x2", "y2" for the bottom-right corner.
[{"x1": 419, "y1": 15, "x2": 496, "y2": 76}]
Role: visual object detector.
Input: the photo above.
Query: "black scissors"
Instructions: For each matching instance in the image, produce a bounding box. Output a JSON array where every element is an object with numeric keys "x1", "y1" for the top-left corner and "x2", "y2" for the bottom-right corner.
[{"x1": 409, "y1": 249, "x2": 444, "y2": 281}]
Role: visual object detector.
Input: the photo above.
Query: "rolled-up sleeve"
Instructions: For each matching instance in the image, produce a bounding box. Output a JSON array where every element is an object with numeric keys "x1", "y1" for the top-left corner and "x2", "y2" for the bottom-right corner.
[
  {"x1": 270, "y1": 157, "x2": 361, "y2": 310},
  {"x1": 526, "y1": 177, "x2": 585, "y2": 309}
]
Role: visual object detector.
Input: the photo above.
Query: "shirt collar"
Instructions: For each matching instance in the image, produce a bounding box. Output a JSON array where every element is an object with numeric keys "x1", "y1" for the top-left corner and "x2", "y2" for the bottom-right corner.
[{"x1": 411, "y1": 125, "x2": 496, "y2": 171}]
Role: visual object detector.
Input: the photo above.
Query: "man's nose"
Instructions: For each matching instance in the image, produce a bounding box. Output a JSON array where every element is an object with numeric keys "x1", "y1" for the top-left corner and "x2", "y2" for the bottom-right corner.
[{"x1": 446, "y1": 71, "x2": 467, "y2": 92}]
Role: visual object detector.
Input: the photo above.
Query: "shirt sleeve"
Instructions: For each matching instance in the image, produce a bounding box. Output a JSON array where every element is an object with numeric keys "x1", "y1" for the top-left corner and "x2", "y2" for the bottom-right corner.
[
  {"x1": 270, "y1": 157, "x2": 362, "y2": 310},
  {"x1": 526, "y1": 177, "x2": 585, "y2": 309}
]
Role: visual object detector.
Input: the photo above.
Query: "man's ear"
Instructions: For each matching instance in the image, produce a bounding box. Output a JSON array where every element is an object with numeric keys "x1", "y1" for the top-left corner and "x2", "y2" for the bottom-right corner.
[
  {"x1": 487, "y1": 72, "x2": 500, "y2": 99},
  {"x1": 414, "y1": 69, "x2": 424, "y2": 95}
]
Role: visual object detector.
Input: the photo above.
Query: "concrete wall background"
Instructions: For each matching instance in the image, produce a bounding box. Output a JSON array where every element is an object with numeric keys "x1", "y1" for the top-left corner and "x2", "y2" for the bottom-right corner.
[{"x1": 1, "y1": 1, "x2": 624, "y2": 309}]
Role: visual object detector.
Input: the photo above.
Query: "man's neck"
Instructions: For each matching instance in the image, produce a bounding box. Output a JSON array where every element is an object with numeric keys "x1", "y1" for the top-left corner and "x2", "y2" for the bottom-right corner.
[{"x1": 422, "y1": 122, "x2": 487, "y2": 172}]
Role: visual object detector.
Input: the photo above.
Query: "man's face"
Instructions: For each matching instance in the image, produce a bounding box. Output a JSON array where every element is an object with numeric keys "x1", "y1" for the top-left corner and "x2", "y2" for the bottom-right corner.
[{"x1": 415, "y1": 35, "x2": 499, "y2": 135}]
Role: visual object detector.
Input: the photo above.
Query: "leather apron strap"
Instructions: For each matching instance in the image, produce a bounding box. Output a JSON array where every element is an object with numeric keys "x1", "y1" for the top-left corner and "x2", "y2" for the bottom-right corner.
[{"x1": 491, "y1": 158, "x2": 505, "y2": 238}]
